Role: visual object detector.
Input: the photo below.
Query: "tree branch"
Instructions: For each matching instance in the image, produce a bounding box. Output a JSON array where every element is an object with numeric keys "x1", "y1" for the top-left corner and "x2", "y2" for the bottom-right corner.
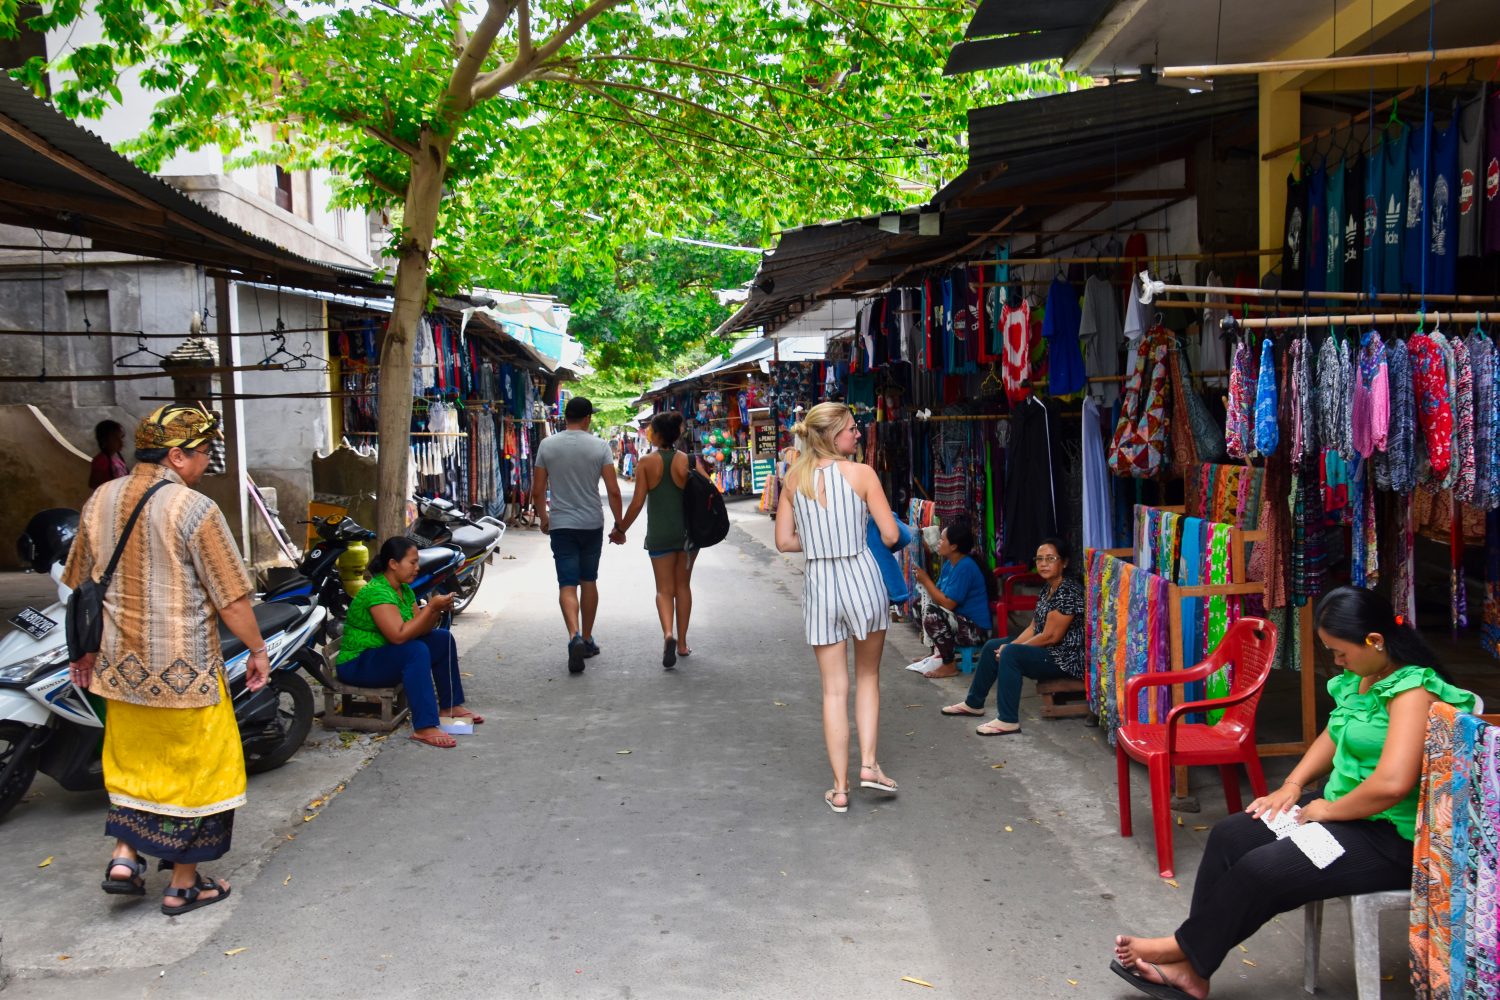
[
  {"x1": 364, "y1": 170, "x2": 405, "y2": 199},
  {"x1": 516, "y1": 0, "x2": 531, "y2": 62},
  {"x1": 445, "y1": 0, "x2": 515, "y2": 117},
  {"x1": 444, "y1": 0, "x2": 469, "y2": 55},
  {"x1": 533, "y1": 71, "x2": 784, "y2": 143},
  {"x1": 332, "y1": 109, "x2": 421, "y2": 158},
  {"x1": 470, "y1": 0, "x2": 628, "y2": 105}
]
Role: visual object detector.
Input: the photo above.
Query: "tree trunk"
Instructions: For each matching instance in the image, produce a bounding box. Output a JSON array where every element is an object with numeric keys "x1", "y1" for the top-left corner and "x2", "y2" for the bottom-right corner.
[{"x1": 375, "y1": 133, "x2": 454, "y2": 540}]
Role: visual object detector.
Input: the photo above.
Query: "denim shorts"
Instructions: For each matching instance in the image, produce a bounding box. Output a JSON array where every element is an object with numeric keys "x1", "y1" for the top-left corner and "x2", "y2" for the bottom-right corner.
[{"x1": 551, "y1": 528, "x2": 603, "y2": 586}]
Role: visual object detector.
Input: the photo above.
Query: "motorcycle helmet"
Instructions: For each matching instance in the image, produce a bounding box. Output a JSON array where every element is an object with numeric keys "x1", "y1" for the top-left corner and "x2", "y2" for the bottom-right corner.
[{"x1": 17, "y1": 508, "x2": 80, "y2": 574}]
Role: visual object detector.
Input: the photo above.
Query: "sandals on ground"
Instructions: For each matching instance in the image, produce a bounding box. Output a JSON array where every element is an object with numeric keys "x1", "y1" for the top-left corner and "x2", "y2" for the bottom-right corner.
[
  {"x1": 859, "y1": 763, "x2": 898, "y2": 793},
  {"x1": 975, "y1": 719, "x2": 1023, "y2": 736},
  {"x1": 410, "y1": 730, "x2": 458, "y2": 749},
  {"x1": 940, "y1": 703, "x2": 986, "y2": 716},
  {"x1": 161, "y1": 872, "x2": 231, "y2": 915},
  {"x1": 824, "y1": 787, "x2": 850, "y2": 813},
  {"x1": 101, "y1": 855, "x2": 147, "y2": 896}
]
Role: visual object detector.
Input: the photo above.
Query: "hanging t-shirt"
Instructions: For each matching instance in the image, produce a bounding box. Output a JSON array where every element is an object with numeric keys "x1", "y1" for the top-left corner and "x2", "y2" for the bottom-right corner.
[
  {"x1": 1484, "y1": 88, "x2": 1500, "y2": 254},
  {"x1": 1380, "y1": 126, "x2": 1407, "y2": 294},
  {"x1": 1079, "y1": 274, "x2": 1122, "y2": 406},
  {"x1": 1456, "y1": 90, "x2": 1486, "y2": 258},
  {"x1": 1341, "y1": 157, "x2": 1364, "y2": 291},
  {"x1": 1305, "y1": 161, "x2": 1328, "y2": 295},
  {"x1": 1427, "y1": 117, "x2": 1459, "y2": 296},
  {"x1": 1403, "y1": 114, "x2": 1432, "y2": 294},
  {"x1": 1361, "y1": 142, "x2": 1383, "y2": 297},
  {"x1": 1281, "y1": 172, "x2": 1307, "y2": 289},
  {"x1": 1323, "y1": 161, "x2": 1345, "y2": 293},
  {"x1": 1041, "y1": 275, "x2": 1086, "y2": 397},
  {"x1": 1123, "y1": 272, "x2": 1152, "y2": 341},
  {"x1": 1001, "y1": 299, "x2": 1031, "y2": 403}
]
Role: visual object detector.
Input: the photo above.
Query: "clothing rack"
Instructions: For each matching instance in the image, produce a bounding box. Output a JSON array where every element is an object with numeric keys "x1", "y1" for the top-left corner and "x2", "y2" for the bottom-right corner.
[
  {"x1": 1141, "y1": 277, "x2": 1500, "y2": 308},
  {"x1": 0, "y1": 363, "x2": 285, "y2": 384},
  {"x1": 1235, "y1": 312, "x2": 1495, "y2": 330},
  {"x1": 350, "y1": 430, "x2": 470, "y2": 438},
  {"x1": 971, "y1": 249, "x2": 1279, "y2": 268}
]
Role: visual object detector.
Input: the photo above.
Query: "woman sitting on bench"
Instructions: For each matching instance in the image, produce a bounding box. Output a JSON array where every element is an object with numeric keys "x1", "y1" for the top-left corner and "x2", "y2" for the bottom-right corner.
[
  {"x1": 940, "y1": 536, "x2": 1083, "y2": 734},
  {"x1": 1109, "y1": 586, "x2": 1476, "y2": 1000},
  {"x1": 336, "y1": 537, "x2": 482, "y2": 749},
  {"x1": 908, "y1": 517, "x2": 994, "y2": 678}
]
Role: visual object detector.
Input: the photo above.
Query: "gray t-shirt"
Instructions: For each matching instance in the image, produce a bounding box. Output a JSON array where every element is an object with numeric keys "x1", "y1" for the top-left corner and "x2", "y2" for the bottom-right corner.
[{"x1": 535, "y1": 429, "x2": 613, "y2": 530}]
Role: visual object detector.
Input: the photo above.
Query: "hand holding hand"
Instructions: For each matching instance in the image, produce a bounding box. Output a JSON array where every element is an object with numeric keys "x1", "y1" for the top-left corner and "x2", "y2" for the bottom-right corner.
[
  {"x1": 69, "y1": 652, "x2": 97, "y2": 690},
  {"x1": 609, "y1": 527, "x2": 626, "y2": 545},
  {"x1": 1246, "y1": 782, "x2": 1304, "y2": 820}
]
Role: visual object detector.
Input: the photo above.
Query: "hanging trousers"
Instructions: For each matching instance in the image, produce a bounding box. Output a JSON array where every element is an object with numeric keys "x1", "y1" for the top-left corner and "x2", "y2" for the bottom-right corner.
[{"x1": 1173, "y1": 793, "x2": 1412, "y2": 979}]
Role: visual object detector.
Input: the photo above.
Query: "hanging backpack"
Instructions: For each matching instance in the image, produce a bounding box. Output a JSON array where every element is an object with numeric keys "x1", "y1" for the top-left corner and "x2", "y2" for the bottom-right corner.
[{"x1": 683, "y1": 469, "x2": 730, "y2": 548}]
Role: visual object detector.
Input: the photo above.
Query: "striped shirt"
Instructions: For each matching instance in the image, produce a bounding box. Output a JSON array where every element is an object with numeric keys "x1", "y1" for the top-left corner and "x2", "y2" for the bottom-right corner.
[
  {"x1": 63, "y1": 463, "x2": 253, "y2": 708},
  {"x1": 792, "y1": 462, "x2": 889, "y2": 645}
]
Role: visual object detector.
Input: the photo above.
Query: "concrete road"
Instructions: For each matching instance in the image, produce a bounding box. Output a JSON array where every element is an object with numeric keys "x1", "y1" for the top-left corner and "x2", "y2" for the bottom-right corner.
[{"x1": 1, "y1": 495, "x2": 1398, "y2": 999}]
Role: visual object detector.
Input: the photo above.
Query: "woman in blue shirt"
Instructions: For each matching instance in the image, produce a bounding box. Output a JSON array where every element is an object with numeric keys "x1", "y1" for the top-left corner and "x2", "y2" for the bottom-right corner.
[{"x1": 909, "y1": 518, "x2": 993, "y2": 678}]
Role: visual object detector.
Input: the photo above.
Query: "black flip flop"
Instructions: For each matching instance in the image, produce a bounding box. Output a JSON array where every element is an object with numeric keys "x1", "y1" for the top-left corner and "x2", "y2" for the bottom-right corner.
[
  {"x1": 101, "y1": 855, "x2": 147, "y2": 896},
  {"x1": 662, "y1": 637, "x2": 677, "y2": 669},
  {"x1": 161, "y1": 873, "x2": 231, "y2": 916},
  {"x1": 1109, "y1": 959, "x2": 1195, "y2": 1000}
]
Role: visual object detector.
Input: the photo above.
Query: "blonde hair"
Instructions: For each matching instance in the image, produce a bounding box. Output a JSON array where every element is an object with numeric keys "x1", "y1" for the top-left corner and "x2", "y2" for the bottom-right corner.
[{"x1": 788, "y1": 401, "x2": 855, "y2": 498}]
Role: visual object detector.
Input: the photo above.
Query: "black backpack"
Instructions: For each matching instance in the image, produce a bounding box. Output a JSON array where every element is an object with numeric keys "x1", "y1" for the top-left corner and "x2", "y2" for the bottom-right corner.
[{"x1": 682, "y1": 469, "x2": 730, "y2": 548}]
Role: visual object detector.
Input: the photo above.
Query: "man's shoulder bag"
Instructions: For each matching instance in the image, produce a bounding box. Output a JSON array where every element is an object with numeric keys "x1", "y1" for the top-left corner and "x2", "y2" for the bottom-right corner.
[{"x1": 66, "y1": 480, "x2": 170, "y2": 662}]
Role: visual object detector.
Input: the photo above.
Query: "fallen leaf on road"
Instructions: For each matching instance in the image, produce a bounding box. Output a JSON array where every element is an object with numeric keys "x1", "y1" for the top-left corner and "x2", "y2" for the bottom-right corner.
[
  {"x1": 1003, "y1": 825, "x2": 1013, "y2": 832},
  {"x1": 283, "y1": 875, "x2": 293, "y2": 885},
  {"x1": 38, "y1": 856, "x2": 52, "y2": 868},
  {"x1": 904, "y1": 704, "x2": 922, "y2": 709},
  {"x1": 990, "y1": 763, "x2": 1005, "y2": 769},
  {"x1": 1238, "y1": 946, "x2": 1248, "y2": 953},
  {"x1": 1242, "y1": 959, "x2": 1256, "y2": 967},
  {"x1": 773, "y1": 702, "x2": 787, "y2": 707},
  {"x1": 286, "y1": 834, "x2": 296, "y2": 841},
  {"x1": 224, "y1": 948, "x2": 248, "y2": 957},
  {"x1": 1164, "y1": 879, "x2": 1180, "y2": 888},
  {"x1": 1067, "y1": 979, "x2": 1078, "y2": 986},
  {"x1": 900, "y1": 977, "x2": 933, "y2": 988},
  {"x1": 462, "y1": 672, "x2": 475, "y2": 677},
  {"x1": 1176, "y1": 816, "x2": 1183, "y2": 826},
  {"x1": 57, "y1": 955, "x2": 69, "y2": 961},
  {"x1": 303, "y1": 812, "x2": 319, "y2": 822},
  {"x1": 308, "y1": 798, "x2": 325, "y2": 809},
  {"x1": 615, "y1": 750, "x2": 632, "y2": 755},
  {"x1": 1193, "y1": 825, "x2": 1209, "y2": 831},
  {"x1": 905, "y1": 731, "x2": 915, "y2": 736}
]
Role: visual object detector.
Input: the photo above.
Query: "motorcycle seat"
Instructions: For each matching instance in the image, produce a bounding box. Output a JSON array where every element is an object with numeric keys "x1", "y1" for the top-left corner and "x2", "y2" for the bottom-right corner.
[
  {"x1": 418, "y1": 546, "x2": 461, "y2": 575},
  {"x1": 219, "y1": 602, "x2": 306, "y2": 660},
  {"x1": 448, "y1": 523, "x2": 500, "y2": 555},
  {"x1": 262, "y1": 573, "x2": 315, "y2": 601}
]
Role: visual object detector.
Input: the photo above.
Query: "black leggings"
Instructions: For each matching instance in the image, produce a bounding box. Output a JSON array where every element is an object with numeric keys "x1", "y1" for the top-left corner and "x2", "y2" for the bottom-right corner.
[{"x1": 1174, "y1": 794, "x2": 1412, "y2": 979}]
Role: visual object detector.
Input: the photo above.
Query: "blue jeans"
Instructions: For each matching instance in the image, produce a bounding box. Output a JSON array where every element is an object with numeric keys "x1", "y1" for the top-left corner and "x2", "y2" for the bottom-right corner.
[
  {"x1": 962, "y1": 637, "x2": 1072, "y2": 723},
  {"x1": 337, "y1": 629, "x2": 464, "y2": 730}
]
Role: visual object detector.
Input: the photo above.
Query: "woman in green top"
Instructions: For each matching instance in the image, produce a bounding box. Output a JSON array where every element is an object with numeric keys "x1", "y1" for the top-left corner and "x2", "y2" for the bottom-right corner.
[
  {"x1": 613, "y1": 411, "x2": 692, "y2": 668},
  {"x1": 1111, "y1": 586, "x2": 1476, "y2": 1000},
  {"x1": 336, "y1": 537, "x2": 482, "y2": 749}
]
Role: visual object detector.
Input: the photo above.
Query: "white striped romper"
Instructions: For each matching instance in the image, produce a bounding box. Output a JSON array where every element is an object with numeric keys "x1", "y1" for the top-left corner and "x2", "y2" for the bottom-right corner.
[{"x1": 792, "y1": 462, "x2": 890, "y2": 646}]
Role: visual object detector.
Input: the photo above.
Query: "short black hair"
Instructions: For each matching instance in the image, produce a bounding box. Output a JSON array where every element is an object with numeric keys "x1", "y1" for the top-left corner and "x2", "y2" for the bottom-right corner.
[
  {"x1": 95, "y1": 419, "x2": 123, "y2": 451},
  {"x1": 564, "y1": 396, "x2": 594, "y2": 422},
  {"x1": 370, "y1": 536, "x2": 419, "y2": 574},
  {"x1": 943, "y1": 517, "x2": 975, "y2": 554}
]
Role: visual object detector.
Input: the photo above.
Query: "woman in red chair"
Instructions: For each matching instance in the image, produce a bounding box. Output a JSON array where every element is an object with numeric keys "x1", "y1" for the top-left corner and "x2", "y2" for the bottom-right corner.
[{"x1": 1110, "y1": 586, "x2": 1475, "y2": 1000}]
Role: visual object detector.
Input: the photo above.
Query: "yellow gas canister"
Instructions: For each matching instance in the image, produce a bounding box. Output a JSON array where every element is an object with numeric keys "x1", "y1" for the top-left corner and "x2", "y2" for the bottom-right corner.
[{"x1": 338, "y1": 541, "x2": 371, "y2": 598}]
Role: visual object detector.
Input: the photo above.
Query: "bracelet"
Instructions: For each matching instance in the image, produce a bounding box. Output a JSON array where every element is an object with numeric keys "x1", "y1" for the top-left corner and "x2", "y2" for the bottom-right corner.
[
  {"x1": 1285, "y1": 779, "x2": 1305, "y2": 789},
  {"x1": 250, "y1": 646, "x2": 267, "y2": 656}
]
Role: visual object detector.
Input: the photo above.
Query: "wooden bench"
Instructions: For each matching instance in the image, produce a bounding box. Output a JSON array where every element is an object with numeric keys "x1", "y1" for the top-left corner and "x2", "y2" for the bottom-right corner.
[
  {"x1": 321, "y1": 676, "x2": 410, "y2": 732},
  {"x1": 1037, "y1": 677, "x2": 1089, "y2": 719}
]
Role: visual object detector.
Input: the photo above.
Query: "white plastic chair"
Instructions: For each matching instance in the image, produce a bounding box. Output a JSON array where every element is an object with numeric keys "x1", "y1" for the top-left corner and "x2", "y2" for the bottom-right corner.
[{"x1": 1301, "y1": 693, "x2": 1483, "y2": 997}]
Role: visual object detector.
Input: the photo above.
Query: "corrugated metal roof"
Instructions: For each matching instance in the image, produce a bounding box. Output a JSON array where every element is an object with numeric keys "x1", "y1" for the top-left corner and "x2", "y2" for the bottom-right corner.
[
  {"x1": 0, "y1": 78, "x2": 384, "y2": 294},
  {"x1": 948, "y1": 0, "x2": 1111, "y2": 74}
]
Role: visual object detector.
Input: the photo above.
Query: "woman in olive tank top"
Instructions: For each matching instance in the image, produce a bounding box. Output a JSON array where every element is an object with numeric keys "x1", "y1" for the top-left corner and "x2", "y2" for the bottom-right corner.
[{"x1": 615, "y1": 411, "x2": 695, "y2": 668}]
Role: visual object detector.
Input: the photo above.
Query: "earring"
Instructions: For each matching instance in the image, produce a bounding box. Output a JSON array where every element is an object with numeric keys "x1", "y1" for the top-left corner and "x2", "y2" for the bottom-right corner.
[{"x1": 1374, "y1": 644, "x2": 1385, "y2": 653}]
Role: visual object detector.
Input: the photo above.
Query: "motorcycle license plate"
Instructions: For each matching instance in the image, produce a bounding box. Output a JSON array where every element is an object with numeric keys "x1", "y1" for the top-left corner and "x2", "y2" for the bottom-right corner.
[{"x1": 9, "y1": 606, "x2": 59, "y2": 640}]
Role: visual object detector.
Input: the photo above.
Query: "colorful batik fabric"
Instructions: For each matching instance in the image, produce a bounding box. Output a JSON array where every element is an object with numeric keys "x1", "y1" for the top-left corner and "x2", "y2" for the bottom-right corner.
[
  {"x1": 1411, "y1": 332, "x2": 1455, "y2": 483},
  {"x1": 1453, "y1": 335, "x2": 1478, "y2": 504},
  {"x1": 1253, "y1": 337, "x2": 1280, "y2": 456},
  {"x1": 1225, "y1": 336, "x2": 1255, "y2": 459},
  {"x1": 1351, "y1": 330, "x2": 1390, "y2": 458}
]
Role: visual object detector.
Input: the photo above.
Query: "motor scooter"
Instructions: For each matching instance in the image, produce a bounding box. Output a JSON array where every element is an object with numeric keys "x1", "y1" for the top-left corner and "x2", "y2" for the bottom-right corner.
[{"x1": 406, "y1": 496, "x2": 504, "y2": 616}]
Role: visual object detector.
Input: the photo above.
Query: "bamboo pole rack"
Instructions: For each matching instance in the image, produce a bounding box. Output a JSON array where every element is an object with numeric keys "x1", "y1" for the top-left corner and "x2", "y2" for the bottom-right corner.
[
  {"x1": 0, "y1": 363, "x2": 284, "y2": 384},
  {"x1": 1140, "y1": 278, "x2": 1500, "y2": 307},
  {"x1": 1160, "y1": 43, "x2": 1500, "y2": 79},
  {"x1": 1235, "y1": 312, "x2": 1495, "y2": 330}
]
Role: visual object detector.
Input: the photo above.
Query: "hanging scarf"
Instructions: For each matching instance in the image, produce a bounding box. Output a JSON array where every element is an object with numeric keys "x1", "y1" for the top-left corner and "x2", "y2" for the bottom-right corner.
[
  {"x1": 1289, "y1": 335, "x2": 1319, "y2": 464},
  {"x1": 1391, "y1": 493, "x2": 1418, "y2": 626},
  {"x1": 1316, "y1": 334, "x2": 1345, "y2": 456},
  {"x1": 1435, "y1": 332, "x2": 1460, "y2": 491},
  {"x1": 1468, "y1": 332, "x2": 1497, "y2": 509},
  {"x1": 1225, "y1": 336, "x2": 1255, "y2": 459},
  {"x1": 1385, "y1": 338, "x2": 1418, "y2": 493},
  {"x1": 1253, "y1": 337, "x2": 1280, "y2": 456},
  {"x1": 1350, "y1": 458, "x2": 1380, "y2": 587},
  {"x1": 1409, "y1": 332, "x2": 1454, "y2": 482},
  {"x1": 1351, "y1": 330, "x2": 1390, "y2": 458},
  {"x1": 1202, "y1": 522, "x2": 1238, "y2": 723},
  {"x1": 1453, "y1": 335, "x2": 1478, "y2": 504}
]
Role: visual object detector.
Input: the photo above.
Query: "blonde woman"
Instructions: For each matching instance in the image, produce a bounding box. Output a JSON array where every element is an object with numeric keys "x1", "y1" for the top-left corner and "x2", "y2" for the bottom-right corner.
[{"x1": 775, "y1": 402, "x2": 902, "y2": 813}]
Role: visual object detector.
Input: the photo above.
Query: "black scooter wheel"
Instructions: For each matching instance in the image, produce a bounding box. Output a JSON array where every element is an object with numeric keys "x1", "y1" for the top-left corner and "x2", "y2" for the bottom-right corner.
[
  {"x1": 0, "y1": 721, "x2": 41, "y2": 821},
  {"x1": 450, "y1": 561, "x2": 485, "y2": 617},
  {"x1": 244, "y1": 671, "x2": 314, "y2": 775}
]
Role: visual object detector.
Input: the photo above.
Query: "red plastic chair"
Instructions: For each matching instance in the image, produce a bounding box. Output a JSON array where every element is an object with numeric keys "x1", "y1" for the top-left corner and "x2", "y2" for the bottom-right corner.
[
  {"x1": 1115, "y1": 617, "x2": 1278, "y2": 878},
  {"x1": 992, "y1": 568, "x2": 1043, "y2": 633}
]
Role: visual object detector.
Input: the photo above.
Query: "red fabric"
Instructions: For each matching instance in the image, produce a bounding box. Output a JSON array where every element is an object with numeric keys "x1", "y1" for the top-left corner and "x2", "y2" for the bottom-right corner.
[{"x1": 1408, "y1": 333, "x2": 1454, "y2": 478}]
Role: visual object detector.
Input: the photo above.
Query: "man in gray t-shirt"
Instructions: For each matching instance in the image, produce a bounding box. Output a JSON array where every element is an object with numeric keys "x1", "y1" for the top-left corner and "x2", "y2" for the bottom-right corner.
[{"x1": 533, "y1": 397, "x2": 624, "y2": 674}]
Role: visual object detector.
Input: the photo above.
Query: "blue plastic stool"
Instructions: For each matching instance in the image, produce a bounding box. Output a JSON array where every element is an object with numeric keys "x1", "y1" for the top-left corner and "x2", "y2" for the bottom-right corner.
[{"x1": 956, "y1": 646, "x2": 981, "y2": 674}]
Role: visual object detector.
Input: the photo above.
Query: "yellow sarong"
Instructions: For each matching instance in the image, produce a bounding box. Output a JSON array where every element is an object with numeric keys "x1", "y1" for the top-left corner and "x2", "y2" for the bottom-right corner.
[{"x1": 103, "y1": 673, "x2": 246, "y2": 818}]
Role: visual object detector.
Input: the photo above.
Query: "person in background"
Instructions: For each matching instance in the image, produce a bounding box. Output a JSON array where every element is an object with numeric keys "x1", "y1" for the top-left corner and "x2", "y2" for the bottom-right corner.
[
  {"x1": 907, "y1": 517, "x2": 993, "y2": 678},
  {"x1": 1110, "y1": 586, "x2": 1476, "y2": 1000},
  {"x1": 614, "y1": 412, "x2": 693, "y2": 667},
  {"x1": 533, "y1": 396, "x2": 624, "y2": 675},
  {"x1": 69, "y1": 403, "x2": 267, "y2": 915},
  {"x1": 775, "y1": 402, "x2": 902, "y2": 814},
  {"x1": 336, "y1": 537, "x2": 476, "y2": 749},
  {"x1": 89, "y1": 419, "x2": 128, "y2": 489},
  {"x1": 941, "y1": 537, "x2": 1083, "y2": 734}
]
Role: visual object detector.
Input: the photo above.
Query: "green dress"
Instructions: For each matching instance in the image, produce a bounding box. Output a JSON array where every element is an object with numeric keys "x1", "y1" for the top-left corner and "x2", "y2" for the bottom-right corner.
[
  {"x1": 336, "y1": 575, "x2": 415, "y2": 665},
  {"x1": 1323, "y1": 664, "x2": 1475, "y2": 840}
]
